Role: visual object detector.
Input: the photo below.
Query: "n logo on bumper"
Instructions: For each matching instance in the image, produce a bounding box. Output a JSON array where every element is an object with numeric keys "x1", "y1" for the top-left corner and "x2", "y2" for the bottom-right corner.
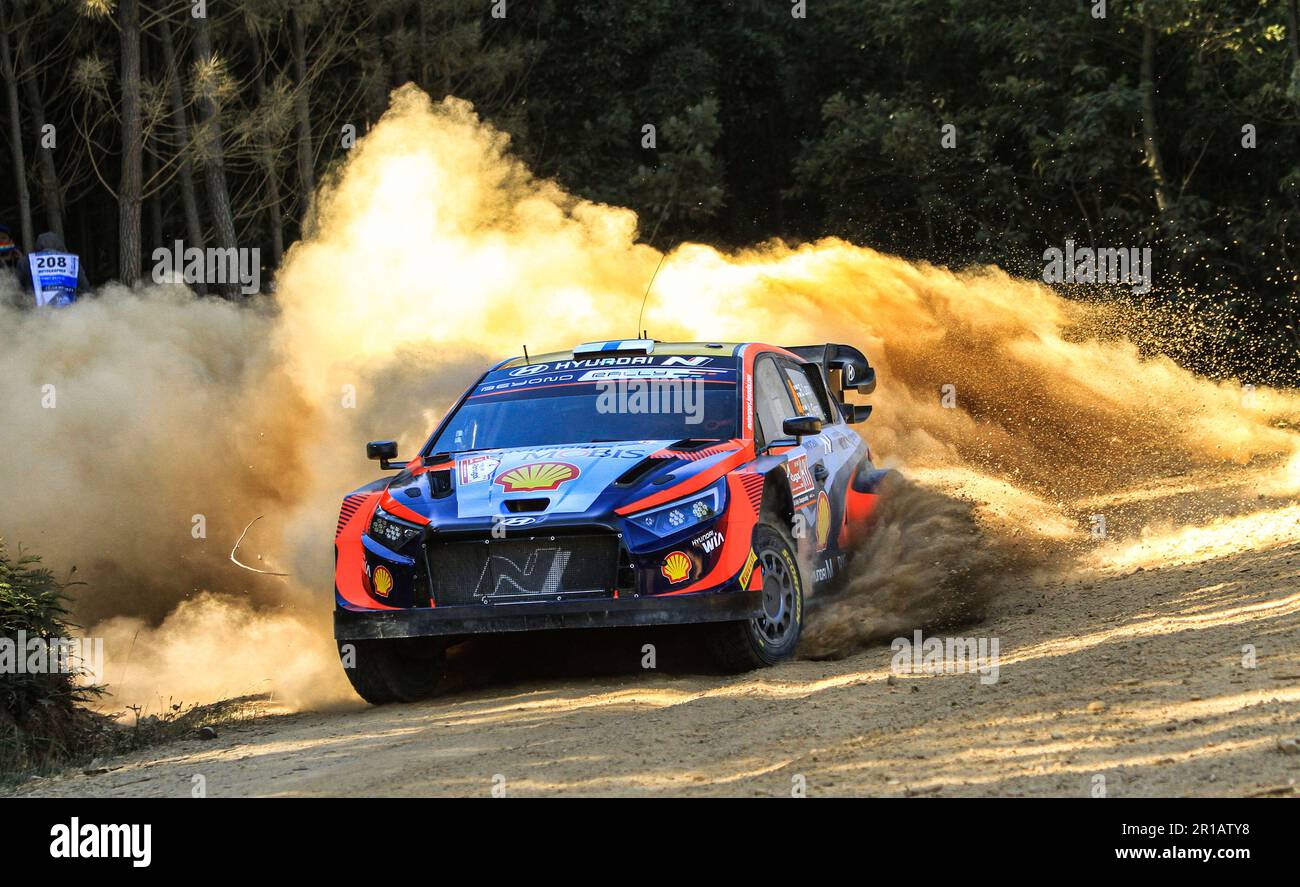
[{"x1": 475, "y1": 547, "x2": 572, "y2": 599}]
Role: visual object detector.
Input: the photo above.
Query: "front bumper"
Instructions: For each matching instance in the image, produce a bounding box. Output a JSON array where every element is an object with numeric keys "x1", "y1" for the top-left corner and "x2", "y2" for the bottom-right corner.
[{"x1": 334, "y1": 589, "x2": 762, "y2": 640}]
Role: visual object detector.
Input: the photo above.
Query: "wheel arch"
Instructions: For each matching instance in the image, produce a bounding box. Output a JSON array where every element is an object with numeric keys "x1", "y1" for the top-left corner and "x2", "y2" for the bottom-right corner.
[{"x1": 759, "y1": 467, "x2": 795, "y2": 528}]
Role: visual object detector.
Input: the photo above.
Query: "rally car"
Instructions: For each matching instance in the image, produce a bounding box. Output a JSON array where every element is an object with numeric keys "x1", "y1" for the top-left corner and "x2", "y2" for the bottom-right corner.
[{"x1": 333, "y1": 340, "x2": 889, "y2": 703}]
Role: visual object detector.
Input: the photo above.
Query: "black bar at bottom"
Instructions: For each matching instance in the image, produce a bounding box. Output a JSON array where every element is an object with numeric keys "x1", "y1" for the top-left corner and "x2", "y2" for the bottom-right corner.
[{"x1": 334, "y1": 589, "x2": 764, "y2": 639}]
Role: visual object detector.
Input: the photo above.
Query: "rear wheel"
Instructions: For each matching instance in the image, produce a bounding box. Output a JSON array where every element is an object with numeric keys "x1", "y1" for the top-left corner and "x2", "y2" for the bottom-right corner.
[
  {"x1": 708, "y1": 523, "x2": 804, "y2": 672},
  {"x1": 337, "y1": 637, "x2": 446, "y2": 705}
]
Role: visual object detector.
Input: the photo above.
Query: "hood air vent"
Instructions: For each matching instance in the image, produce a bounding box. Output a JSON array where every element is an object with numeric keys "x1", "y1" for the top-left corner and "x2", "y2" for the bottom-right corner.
[{"x1": 504, "y1": 497, "x2": 550, "y2": 513}]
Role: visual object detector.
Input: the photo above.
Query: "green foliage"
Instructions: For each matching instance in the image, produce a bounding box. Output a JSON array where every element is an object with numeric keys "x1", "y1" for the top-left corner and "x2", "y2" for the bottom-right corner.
[
  {"x1": 0, "y1": 541, "x2": 103, "y2": 775},
  {"x1": 630, "y1": 98, "x2": 726, "y2": 231},
  {"x1": 0, "y1": 540, "x2": 267, "y2": 780},
  {"x1": 510, "y1": 0, "x2": 1297, "y2": 383},
  {"x1": 0, "y1": 0, "x2": 1295, "y2": 380}
]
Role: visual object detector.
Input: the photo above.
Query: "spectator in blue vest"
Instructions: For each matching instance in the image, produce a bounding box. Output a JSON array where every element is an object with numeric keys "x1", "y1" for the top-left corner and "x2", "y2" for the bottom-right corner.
[{"x1": 20, "y1": 231, "x2": 90, "y2": 307}]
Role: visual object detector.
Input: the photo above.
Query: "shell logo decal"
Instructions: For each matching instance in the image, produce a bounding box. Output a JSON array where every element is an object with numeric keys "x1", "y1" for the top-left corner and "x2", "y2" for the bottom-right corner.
[
  {"x1": 815, "y1": 490, "x2": 832, "y2": 549},
  {"x1": 372, "y1": 565, "x2": 394, "y2": 598},
  {"x1": 660, "y1": 550, "x2": 692, "y2": 584},
  {"x1": 494, "y1": 461, "x2": 579, "y2": 492}
]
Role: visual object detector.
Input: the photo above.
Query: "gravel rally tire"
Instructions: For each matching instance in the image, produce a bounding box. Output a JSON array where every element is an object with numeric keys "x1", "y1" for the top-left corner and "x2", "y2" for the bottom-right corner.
[
  {"x1": 337, "y1": 637, "x2": 446, "y2": 705},
  {"x1": 708, "y1": 522, "x2": 804, "y2": 671}
]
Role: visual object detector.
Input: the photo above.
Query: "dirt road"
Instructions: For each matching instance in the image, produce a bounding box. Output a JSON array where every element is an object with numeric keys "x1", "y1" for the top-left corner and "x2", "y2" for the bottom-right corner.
[{"x1": 12, "y1": 493, "x2": 1299, "y2": 797}]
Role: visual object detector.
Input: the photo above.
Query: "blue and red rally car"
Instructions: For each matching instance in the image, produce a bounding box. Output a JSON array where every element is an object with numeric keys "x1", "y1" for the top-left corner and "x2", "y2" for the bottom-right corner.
[{"x1": 333, "y1": 340, "x2": 888, "y2": 703}]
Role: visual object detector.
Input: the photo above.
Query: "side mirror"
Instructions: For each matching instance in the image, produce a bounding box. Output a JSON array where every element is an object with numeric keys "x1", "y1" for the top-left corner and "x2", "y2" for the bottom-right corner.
[
  {"x1": 782, "y1": 416, "x2": 823, "y2": 440},
  {"x1": 840, "y1": 403, "x2": 873, "y2": 424},
  {"x1": 366, "y1": 439, "x2": 401, "y2": 470},
  {"x1": 830, "y1": 355, "x2": 876, "y2": 395}
]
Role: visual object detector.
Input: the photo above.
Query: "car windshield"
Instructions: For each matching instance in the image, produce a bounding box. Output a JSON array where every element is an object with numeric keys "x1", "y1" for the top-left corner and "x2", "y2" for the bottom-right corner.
[{"x1": 429, "y1": 358, "x2": 740, "y2": 452}]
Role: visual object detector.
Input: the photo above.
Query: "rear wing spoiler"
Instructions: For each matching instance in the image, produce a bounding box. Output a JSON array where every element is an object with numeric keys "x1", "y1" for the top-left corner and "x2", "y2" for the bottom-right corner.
[{"x1": 786, "y1": 343, "x2": 875, "y2": 424}]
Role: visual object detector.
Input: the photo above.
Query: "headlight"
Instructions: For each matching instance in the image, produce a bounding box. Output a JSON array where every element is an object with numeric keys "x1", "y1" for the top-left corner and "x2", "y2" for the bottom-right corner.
[
  {"x1": 368, "y1": 506, "x2": 422, "y2": 547},
  {"x1": 629, "y1": 483, "x2": 724, "y2": 538}
]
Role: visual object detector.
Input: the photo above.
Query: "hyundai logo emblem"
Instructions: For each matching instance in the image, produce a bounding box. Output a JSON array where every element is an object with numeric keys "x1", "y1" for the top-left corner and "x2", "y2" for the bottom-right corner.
[{"x1": 508, "y1": 364, "x2": 549, "y2": 377}]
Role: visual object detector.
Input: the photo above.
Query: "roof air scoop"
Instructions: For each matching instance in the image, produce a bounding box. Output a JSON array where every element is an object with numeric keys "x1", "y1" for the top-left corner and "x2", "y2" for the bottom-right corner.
[{"x1": 573, "y1": 339, "x2": 655, "y2": 356}]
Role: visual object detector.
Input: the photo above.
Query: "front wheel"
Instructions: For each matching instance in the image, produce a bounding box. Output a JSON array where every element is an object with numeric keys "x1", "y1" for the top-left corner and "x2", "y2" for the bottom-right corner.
[
  {"x1": 337, "y1": 637, "x2": 446, "y2": 705},
  {"x1": 708, "y1": 523, "x2": 804, "y2": 672}
]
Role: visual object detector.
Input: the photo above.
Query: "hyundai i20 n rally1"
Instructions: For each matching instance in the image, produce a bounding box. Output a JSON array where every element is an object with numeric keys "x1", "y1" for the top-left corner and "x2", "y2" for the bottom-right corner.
[{"x1": 333, "y1": 340, "x2": 888, "y2": 703}]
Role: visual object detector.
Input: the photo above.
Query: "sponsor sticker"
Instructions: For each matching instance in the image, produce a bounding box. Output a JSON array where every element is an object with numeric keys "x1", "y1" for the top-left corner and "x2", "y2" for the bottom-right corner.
[
  {"x1": 814, "y1": 553, "x2": 846, "y2": 583},
  {"x1": 553, "y1": 356, "x2": 653, "y2": 370},
  {"x1": 785, "y1": 453, "x2": 816, "y2": 503},
  {"x1": 693, "y1": 529, "x2": 724, "y2": 554},
  {"x1": 458, "y1": 454, "x2": 500, "y2": 485},
  {"x1": 514, "y1": 445, "x2": 644, "y2": 461},
  {"x1": 660, "y1": 550, "x2": 692, "y2": 583},
  {"x1": 495, "y1": 461, "x2": 580, "y2": 492},
  {"x1": 738, "y1": 548, "x2": 758, "y2": 588},
  {"x1": 744, "y1": 371, "x2": 753, "y2": 437},
  {"x1": 815, "y1": 490, "x2": 832, "y2": 549},
  {"x1": 578, "y1": 367, "x2": 720, "y2": 382},
  {"x1": 478, "y1": 372, "x2": 576, "y2": 393}
]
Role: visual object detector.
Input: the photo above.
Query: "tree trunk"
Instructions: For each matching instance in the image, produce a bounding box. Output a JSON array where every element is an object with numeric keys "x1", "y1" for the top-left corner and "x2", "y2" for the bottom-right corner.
[
  {"x1": 264, "y1": 152, "x2": 284, "y2": 267},
  {"x1": 140, "y1": 34, "x2": 163, "y2": 253},
  {"x1": 389, "y1": 7, "x2": 411, "y2": 87},
  {"x1": 1287, "y1": 0, "x2": 1300, "y2": 111},
  {"x1": 254, "y1": 57, "x2": 284, "y2": 267},
  {"x1": 118, "y1": 0, "x2": 143, "y2": 285},
  {"x1": 78, "y1": 205, "x2": 92, "y2": 284},
  {"x1": 1139, "y1": 22, "x2": 1172, "y2": 214},
  {"x1": 1288, "y1": 0, "x2": 1300, "y2": 65},
  {"x1": 417, "y1": 0, "x2": 430, "y2": 87},
  {"x1": 0, "y1": 11, "x2": 34, "y2": 253},
  {"x1": 191, "y1": 8, "x2": 240, "y2": 298},
  {"x1": 158, "y1": 15, "x2": 207, "y2": 294},
  {"x1": 366, "y1": 21, "x2": 392, "y2": 123},
  {"x1": 144, "y1": 136, "x2": 164, "y2": 252},
  {"x1": 290, "y1": 7, "x2": 316, "y2": 224},
  {"x1": 19, "y1": 46, "x2": 64, "y2": 242}
]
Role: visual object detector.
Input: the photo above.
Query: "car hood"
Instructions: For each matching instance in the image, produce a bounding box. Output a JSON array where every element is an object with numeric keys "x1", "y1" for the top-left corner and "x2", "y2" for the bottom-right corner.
[
  {"x1": 383, "y1": 440, "x2": 696, "y2": 523},
  {"x1": 449, "y1": 440, "x2": 674, "y2": 518}
]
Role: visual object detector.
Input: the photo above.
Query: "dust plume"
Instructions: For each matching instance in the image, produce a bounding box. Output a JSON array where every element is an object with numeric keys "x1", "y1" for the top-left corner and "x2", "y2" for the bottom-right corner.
[
  {"x1": 1, "y1": 84, "x2": 1297, "y2": 708},
  {"x1": 799, "y1": 474, "x2": 1024, "y2": 660}
]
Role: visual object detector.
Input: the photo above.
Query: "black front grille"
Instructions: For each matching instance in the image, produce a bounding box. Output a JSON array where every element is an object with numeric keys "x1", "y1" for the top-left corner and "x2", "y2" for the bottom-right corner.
[{"x1": 425, "y1": 534, "x2": 620, "y2": 605}]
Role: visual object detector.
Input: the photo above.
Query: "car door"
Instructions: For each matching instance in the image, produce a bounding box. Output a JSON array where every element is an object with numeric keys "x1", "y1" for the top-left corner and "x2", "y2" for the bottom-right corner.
[
  {"x1": 753, "y1": 355, "x2": 831, "y2": 530},
  {"x1": 776, "y1": 354, "x2": 836, "y2": 493}
]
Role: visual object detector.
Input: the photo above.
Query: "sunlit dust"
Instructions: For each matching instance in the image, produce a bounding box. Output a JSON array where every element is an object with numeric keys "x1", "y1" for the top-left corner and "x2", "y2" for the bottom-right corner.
[
  {"x1": 1087, "y1": 506, "x2": 1300, "y2": 571},
  {"x1": 1, "y1": 84, "x2": 1298, "y2": 711}
]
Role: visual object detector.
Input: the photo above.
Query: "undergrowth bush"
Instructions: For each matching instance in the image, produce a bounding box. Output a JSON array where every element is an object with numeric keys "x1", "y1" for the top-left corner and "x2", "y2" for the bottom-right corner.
[{"x1": 0, "y1": 540, "x2": 107, "y2": 775}]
